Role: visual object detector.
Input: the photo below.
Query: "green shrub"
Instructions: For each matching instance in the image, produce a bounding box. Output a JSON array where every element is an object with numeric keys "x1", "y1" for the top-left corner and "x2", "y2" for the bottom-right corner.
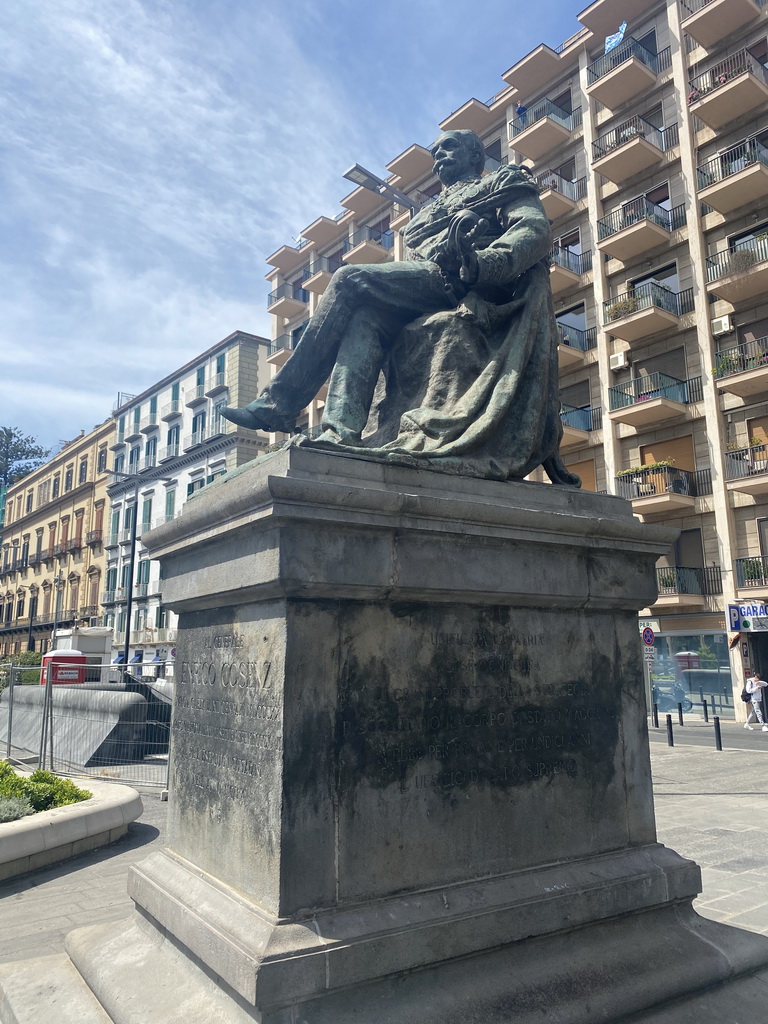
[
  {"x1": 0, "y1": 762, "x2": 91, "y2": 812},
  {"x1": 0, "y1": 796, "x2": 34, "y2": 823}
]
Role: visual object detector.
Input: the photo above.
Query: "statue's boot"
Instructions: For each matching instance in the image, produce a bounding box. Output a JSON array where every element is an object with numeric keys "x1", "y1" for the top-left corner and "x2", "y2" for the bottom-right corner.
[{"x1": 220, "y1": 401, "x2": 297, "y2": 434}]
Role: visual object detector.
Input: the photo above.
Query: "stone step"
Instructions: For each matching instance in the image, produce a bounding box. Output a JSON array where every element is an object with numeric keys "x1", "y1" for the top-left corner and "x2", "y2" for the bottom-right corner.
[{"x1": 0, "y1": 953, "x2": 112, "y2": 1024}]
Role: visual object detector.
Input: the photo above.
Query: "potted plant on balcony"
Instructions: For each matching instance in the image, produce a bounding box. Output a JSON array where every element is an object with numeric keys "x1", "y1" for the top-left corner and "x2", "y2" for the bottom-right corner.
[
  {"x1": 725, "y1": 248, "x2": 757, "y2": 275},
  {"x1": 742, "y1": 558, "x2": 765, "y2": 585},
  {"x1": 658, "y1": 568, "x2": 677, "y2": 591},
  {"x1": 606, "y1": 296, "x2": 638, "y2": 320}
]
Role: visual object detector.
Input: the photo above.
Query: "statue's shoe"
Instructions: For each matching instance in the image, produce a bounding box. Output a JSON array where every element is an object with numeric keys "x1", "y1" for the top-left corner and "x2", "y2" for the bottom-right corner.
[{"x1": 220, "y1": 404, "x2": 295, "y2": 433}]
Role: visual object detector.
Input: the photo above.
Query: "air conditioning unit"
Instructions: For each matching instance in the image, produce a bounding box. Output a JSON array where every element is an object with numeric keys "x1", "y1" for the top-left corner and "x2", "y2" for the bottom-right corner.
[
  {"x1": 711, "y1": 315, "x2": 732, "y2": 337},
  {"x1": 609, "y1": 351, "x2": 629, "y2": 371}
]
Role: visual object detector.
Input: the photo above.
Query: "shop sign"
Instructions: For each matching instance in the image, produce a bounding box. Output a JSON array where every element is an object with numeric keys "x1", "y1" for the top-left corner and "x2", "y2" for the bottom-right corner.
[
  {"x1": 728, "y1": 603, "x2": 768, "y2": 632},
  {"x1": 638, "y1": 618, "x2": 660, "y2": 633}
]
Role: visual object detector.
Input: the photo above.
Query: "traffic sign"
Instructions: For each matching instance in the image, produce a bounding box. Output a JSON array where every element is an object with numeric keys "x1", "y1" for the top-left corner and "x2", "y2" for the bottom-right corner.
[
  {"x1": 643, "y1": 647, "x2": 656, "y2": 661},
  {"x1": 642, "y1": 627, "x2": 655, "y2": 646}
]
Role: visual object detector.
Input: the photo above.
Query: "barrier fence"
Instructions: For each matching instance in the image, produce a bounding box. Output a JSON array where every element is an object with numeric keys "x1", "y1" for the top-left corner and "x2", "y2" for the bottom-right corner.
[{"x1": 0, "y1": 661, "x2": 172, "y2": 787}]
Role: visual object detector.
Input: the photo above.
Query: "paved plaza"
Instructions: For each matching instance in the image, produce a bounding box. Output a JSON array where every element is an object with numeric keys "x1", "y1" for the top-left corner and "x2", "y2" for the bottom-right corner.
[{"x1": 1, "y1": 727, "x2": 768, "y2": 965}]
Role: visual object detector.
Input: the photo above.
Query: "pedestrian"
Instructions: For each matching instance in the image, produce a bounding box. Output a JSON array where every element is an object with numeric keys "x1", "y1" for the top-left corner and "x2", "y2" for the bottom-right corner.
[
  {"x1": 743, "y1": 673, "x2": 768, "y2": 731},
  {"x1": 515, "y1": 101, "x2": 528, "y2": 127}
]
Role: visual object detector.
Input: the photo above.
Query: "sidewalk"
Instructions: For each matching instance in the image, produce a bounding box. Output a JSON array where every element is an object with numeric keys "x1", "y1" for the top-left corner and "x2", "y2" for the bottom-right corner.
[{"x1": 1, "y1": 740, "x2": 768, "y2": 964}]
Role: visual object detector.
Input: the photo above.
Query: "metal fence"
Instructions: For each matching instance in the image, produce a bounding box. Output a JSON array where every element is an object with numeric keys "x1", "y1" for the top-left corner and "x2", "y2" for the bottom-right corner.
[{"x1": 0, "y1": 661, "x2": 171, "y2": 787}]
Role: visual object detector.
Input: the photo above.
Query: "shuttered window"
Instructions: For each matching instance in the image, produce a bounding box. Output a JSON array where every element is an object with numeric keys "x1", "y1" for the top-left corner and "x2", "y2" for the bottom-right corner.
[{"x1": 640, "y1": 435, "x2": 695, "y2": 471}]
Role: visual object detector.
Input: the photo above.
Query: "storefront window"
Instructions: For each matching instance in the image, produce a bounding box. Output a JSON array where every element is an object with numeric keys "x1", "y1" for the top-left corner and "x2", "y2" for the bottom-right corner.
[{"x1": 647, "y1": 632, "x2": 734, "y2": 719}]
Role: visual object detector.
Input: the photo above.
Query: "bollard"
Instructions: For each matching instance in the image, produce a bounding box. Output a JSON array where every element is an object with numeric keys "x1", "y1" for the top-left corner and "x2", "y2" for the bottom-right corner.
[
  {"x1": 678, "y1": 702, "x2": 684, "y2": 727},
  {"x1": 699, "y1": 687, "x2": 704, "y2": 706},
  {"x1": 652, "y1": 703, "x2": 659, "y2": 729},
  {"x1": 703, "y1": 699, "x2": 709, "y2": 724},
  {"x1": 710, "y1": 693, "x2": 717, "y2": 715},
  {"x1": 714, "y1": 716, "x2": 723, "y2": 751},
  {"x1": 666, "y1": 714, "x2": 674, "y2": 747}
]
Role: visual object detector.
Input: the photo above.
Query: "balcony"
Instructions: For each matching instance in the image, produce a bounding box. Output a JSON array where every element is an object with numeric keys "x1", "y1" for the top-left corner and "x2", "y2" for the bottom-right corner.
[
  {"x1": 616, "y1": 465, "x2": 708, "y2": 515},
  {"x1": 735, "y1": 555, "x2": 768, "y2": 592},
  {"x1": 509, "y1": 101, "x2": 582, "y2": 163},
  {"x1": 267, "y1": 282, "x2": 310, "y2": 319},
  {"x1": 597, "y1": 200, "x2": 684, "y2": 263},
  {"x1": 81, "y1": 605, "x2": 99, "y2": 620},
  {"x1": 124, "y1": 424, "x2": 142, "y2": 443},
  {"x1": 697, "y1": 140, "x2": 768, "y2": 215},
  {"x1": 134, "y1": 583, "x2": 149, "y2": 599},
  {"x1": 592, "y1": 118, "x2": 677, "y2": 185},
  {"x1": 85, "y1": 529, "x2": 102, "y2": 547},
  {"x1": 153, "y1": 514, "x2": 177, "y2": 528},
  {"x1": 159, "y1": 443, "x2": 180, "y2": 461},
  {"x1": 608, "y1": 373, "x2": 702, "y2": 427},
  {"x1": 586, "y1": 38, "x2": 663, "y2": 109},
  {"x1": 67, "y1": 537, "x2": 82, "y2": 553},
  {"x1": 139, "y1": 454, "x2": 157, "y2": 473},
  {"x1": 102, "y1": 590, "x2": 116, "y2": 605},
  {"x1": 725, "y1": 443, "x2": 768, "y2": 495},
  {"x1": 706, "y1": 235, "x2": 768, "y2": 305},
  {"x1": 557, "y1": 324, "x2": 597, "y2": 370},
  {"x1": 155, "y1": 627, "x2": 177, "y2": 643},
  {"x1": 183, "y1": 430, "x2": 207, "y2": 450},
  {"x1": 681, "y1": 0, "x2": 763, "y2": 50},
  {"x1": 109, "y1": 436, "x2": 126, "y2": 452},
  {"x1": 651, "y1": 566, "x2": 719, "y2": 610},
  {"x1": 161, "y1": 400, "x2": 182, "y2": 420},
  {"x1": 267, "y1": 333, "x2": 298, "y2": 368},
  {"x1": 140, "y1": 413, "x2": 158, "y2": 433},
  {"x1": 185, "y1": 384, "x2": 207, "y2": 407},
  {"x1": 603, "y1": 283, "x2": 694, "y2": 343},
  {"x1": 534, "y1": 171, "x2": 587, "y2": 220},
  {"x1": 205, "y1": 372, "x2": 228, "y2": 396},
  {"x1": 687, "y1": 51, "x2": 768, "y2": 130},
  {"x1": 119, "y1": 529, "x2": 135, "y2": 544},
  {"x1": 560, "y1": 405, "x2": 601, "y2": 448},
  {"x1": 104, "y1": 533, "x2": 120, "y2": 548},
  {"x1": 28, "y1": 551, "x2": 43, "y2": 567},
  {"x1": 550, "y1": 247, "x2": 592, "y2": 295},
  {"x1": 53, "y1": 542, "x2": 66, "y2": 557},
  {"x1": 714, "y1": 337, "x2": 768, "y2": 398},
  {"x1": 303, "y1": 256, "x2": 343, "y2": 294},
  {"x1": 343, "y1": 226, "x2": 395, "y2": 265}
]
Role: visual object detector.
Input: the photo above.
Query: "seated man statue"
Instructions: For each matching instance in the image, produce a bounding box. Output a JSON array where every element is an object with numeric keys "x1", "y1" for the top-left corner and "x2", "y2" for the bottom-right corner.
[{"x1": 222, "y1": 129, "x2": 579, "y2": 485}]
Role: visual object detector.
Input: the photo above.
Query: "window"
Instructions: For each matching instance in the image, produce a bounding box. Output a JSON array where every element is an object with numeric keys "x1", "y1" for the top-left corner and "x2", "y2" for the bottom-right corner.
[
  {"x1": 216, "y1": 353, "x2": 225, "y2": 375},
  {"x1": 560, "y1": 380, "x2": 590, "y2": 408},
  {"x1": 212, "y1": 401, "x2": 226, "y2": 434},
  {"x1": 636, "y1": 28, "x2": 657, "y2": 55},
  {"x1": 124, "y1": 504, "x2": 135, "y2": 533},
  {"x1": 196, "y1": 366, "x2": 205, "y2": 387},
  {"x1": 292, "y1": 322, "x2": 308, "y2": 346},
  {"x1": 165, "y1": 489, "x2": 176, "y2": 519},
  {"x1": 167, "y1": 424, "x2": 180, "y2": 448},
  {"x1": 25, "y1": 492, "x2": 33, "y2": 513},
  {"x1": 60, "y1": 519, "x2": 69, "y2": 546},
  {"x1": 129, "y1": 446, "x2": 140, "y2": 471},
  {"x1": 631, "y1": 262, "x2": 678, "y2": 293},
  {"x1": 120, "y1": 563, "x2": 131, "y2": 591},
  {"x1": 114, "y1": 454, "x2": 125, "y2": 474},
  {"x1": 192, "y1": 411, "x2": 206, "y2": 440},
  {"x1": 556, "y1": 303, "x2": 587, "y2": 331},
  {"x1": 642, "y1": 103, "x2": 664, "y2": 130},
  {"x1": 555, "y1": 228, "x2": 581, "y2": 254},
  {"x1": 64, "y1": 467, "x2": 73, "y2": 492},
  {"x1": 552, "y1": 156, "x2": 576, "y2": 182},
  {"x1": 97, "y1": 448, "x2": 107, "y2": 472},
  {"x1": 171, "y1": 382, "x2": 180, "y2": 402},
  {"x1": 149, "y1": 395, "x2": 157, "y2": 415},
  {"x1": 118, "y1": 416, "x2": 125, "y2": 442},
  {"x1": 141, "y1": 498, "x2": 152, "y2": 528},
  {"x1": 156, "y1": 605, "x2": 167, "y2": 628},
  {"x1": 110, "y1": 509, "x2": 120, "y2": 537},
  {"x1": 136, "y1": 560, "x2": 150, "y2": 585},
  {"x1": 145, "y1": 436, "x2": 157, "y2": 466},
  {"x1": 133, "y1": 406, "x2": 141, "y2": 431},
  {"x1": 21, "y1": 539, "x2": 29, "y2": 567},
  {"x1": 551, "y1": 87, "x2": 572, "y2": 113},
  {"x1": 644, "y1": 183, "x2": 670, "y2": 210},
  {"x1": 52, "y1": 476, "x2": 60, "y2": 498},
  {"x1": 37, "y1": 480, "x2": 50, "y2": 506},
  {"x1": 79, "y1": 458, "x2": 88, "y2": 484},
  {"x1": 106, "y1": 566, "x2": 117, "y2": 592},
  {"x1": 187, "y1": 478, "x2": 206, "y2": 496}
]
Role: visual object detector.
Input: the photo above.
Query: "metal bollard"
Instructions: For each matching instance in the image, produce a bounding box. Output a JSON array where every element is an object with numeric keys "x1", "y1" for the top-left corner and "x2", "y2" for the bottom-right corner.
[
  {"x1": 714, "y1": 716, "x2": 723, "y2": 751},
  {"x1": 678, "y1": 702, "x2": 685, "y2": 726},
  {"x1": 710, "y1": 693, "x2": 717, "y2": 715},
  {"x1": 666, "y1": 714, "x2": 674, "y2": 747},
  {"x1": 703, "y1": 699, "x2": 709, "y2": 724},
  {"x1": 652, "y1": 703, "x2": 659, "y2": 729},
  {"x1": 699, "y1": 687, "x2": 704, "y2": 706}
]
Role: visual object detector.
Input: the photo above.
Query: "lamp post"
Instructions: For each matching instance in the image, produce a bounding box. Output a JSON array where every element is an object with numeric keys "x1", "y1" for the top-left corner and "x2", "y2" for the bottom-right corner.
[{"x1": 342, "y1": 163, "x2": 424, "y2": 212}]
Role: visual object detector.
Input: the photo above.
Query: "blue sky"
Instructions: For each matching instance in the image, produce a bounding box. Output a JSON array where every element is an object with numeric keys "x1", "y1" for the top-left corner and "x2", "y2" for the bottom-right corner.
[{"x1": 0, "y1": 0, "x2": 581, "y2": 452}]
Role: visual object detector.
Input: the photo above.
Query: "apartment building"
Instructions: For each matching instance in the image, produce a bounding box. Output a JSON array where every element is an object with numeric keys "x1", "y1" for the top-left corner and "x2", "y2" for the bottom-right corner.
[
  {"x1": 262, "y1": 0, "x2": 768, "y2": 701},
  {"x1": 0, "y1": 420, "x2": 113, "y2": 656},
  {"x1": 104, "y1": 330, "x2": 270, "y2": 671}
]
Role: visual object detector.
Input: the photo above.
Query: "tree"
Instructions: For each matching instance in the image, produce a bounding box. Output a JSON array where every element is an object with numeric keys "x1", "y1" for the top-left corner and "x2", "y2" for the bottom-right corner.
[{"x1": 0, "y1": 428, "x2": 50, "y2": 488}]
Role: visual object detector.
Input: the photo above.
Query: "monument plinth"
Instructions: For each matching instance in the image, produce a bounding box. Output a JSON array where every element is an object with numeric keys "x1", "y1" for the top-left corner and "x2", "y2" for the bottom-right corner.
[{"x1": 6, "y1": 448, "x2": 768, "y2": 1023}]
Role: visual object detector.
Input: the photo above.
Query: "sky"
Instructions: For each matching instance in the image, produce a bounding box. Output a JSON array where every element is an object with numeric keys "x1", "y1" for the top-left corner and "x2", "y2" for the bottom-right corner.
[{"x1": 0, "y1": 0, "x2": 582, "y2": 453}]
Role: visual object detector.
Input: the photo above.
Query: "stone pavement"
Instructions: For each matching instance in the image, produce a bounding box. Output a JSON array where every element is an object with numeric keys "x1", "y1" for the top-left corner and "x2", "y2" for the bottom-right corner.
[{"x1": 1, "y1": 739, "x2": 768, "y2": 965}]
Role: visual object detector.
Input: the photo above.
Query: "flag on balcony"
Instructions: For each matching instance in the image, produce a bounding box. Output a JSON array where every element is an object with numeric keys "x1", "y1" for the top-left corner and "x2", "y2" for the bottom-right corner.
[{"x1": 605, "y1": 22, "x2": 627, "y2": 53}]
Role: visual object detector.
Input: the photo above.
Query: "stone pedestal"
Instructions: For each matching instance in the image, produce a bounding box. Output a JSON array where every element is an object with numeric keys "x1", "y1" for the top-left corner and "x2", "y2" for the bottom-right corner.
[{"x1": 4, "y1": 448, "x2": 768, "y2": 1023}]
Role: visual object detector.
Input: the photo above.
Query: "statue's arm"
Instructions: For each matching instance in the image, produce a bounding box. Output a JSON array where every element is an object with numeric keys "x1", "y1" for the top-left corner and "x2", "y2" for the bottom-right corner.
[{"x1": 469, "y1": 193, "x2": 552, "y2": 290}]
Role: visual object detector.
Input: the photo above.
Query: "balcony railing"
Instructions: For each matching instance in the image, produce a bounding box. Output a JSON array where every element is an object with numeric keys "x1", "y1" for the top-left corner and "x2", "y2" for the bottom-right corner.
[
  {"x1": 346, "y1": 226, "x2": 395, "y2": 250},
  {"x1": 140, "y1": 455, "x2": 157, "y2": 472},
  {"x1": 86, "y1": 530, "x2": 102, "y2": 545},
  {"x1": 269, "y1": 333, "x2": 300, "y2": 356},
  {"x1": 53, "y1": 542, "x2": 65, "y2": 555},
  {"x1": 556, "y1": 323, "x2": 597, "y2": 351},
  {"x1": 688, "y1": 49, "x2": 768, "y2": 103},
  {"x1": 161, "y1": 400, "x2": 182, "y2": 419},
  {"x1": 102, "y1": 590, "x2": 116, "y2": 605},
  {"x1": 714, "y1": 336, "x2": 768, "y2": 379},
  {"x1": 724, "y1": 443, "x2": 768, "y2": 480},
  {"x1": 551, "y1": 247, "x2": 592, "y2": 274},
  {"x1": 735, "y1": 555, "x2": 768, "y2": 588},
  {"x1": 134, "y1": 583, "x2": 149, "y2": 599},
  {"x1": 656, "y1": 565, "x2": 722, "y2": 596},
  {"x1": 697, "y1": 139, "x2": 768, "y2": 190},
  {"x1": 534, "y1": 170, "x2": 588, "y2": 201},
  {"x1": 560, "y1": 405, "x2": 602, "y2": 431},
  {"x1": 305, "y1": 256, "x2": 344, "y2": 278},
  {"x1": 608, "y1": 373, "x2": 703, "y2": 411},
  {"x1": 140, "y1": 414, "x2": 158, "y2": 431},
  {"x1": 509, "y1": 100, "x2": 582, "y2": 137},
  {"x1": 184, "y1": 430, "x2": 207, "y2": 449},
  {"x1": 597, "y1": 200, "x2": 685, "y2": 241},
  {"x1": 593, "y1": 117, "x2": 677, "y2": 161},
  {"x1": 682, "y1": 0, "x2": 764, "y2": 12},
  {"x1": 706, "y1": 234, "x2": 768, "y2": 282},
  {"x1": 587, "y1": 38, "x2": 667, "y2": 84},
  {"x1": 206, "y1": 372, "x2": 227, "y2": 393},
  {"x1": 603, "y1": 283, "x2": 694, "y2": 324},
  {"x1": 105, "y1": 533, "x2": 119, "y2": 547},
  {"x1": 616, "y1": 465, "x2": 712, "y2": 499},
  {"x1": 268, "y1": 282, "x2": 309, "y2": 306},
  {"x1": 159, "y1": 443, "x2": 180, "y2": 461},
  {"x1": 67, "y1": 537, "x2": 82, "y2": 552}
]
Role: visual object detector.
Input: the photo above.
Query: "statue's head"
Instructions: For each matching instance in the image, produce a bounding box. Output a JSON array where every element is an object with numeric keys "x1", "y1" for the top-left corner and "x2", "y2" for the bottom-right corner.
[{"x1": 430, "y1": 130, "x2": 486, "y2": 186}]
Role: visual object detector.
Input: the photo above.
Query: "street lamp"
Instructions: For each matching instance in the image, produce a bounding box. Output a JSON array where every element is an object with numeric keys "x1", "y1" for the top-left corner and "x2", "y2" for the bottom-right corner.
[{"x1": 343, "y1": 163, "x2": 424, "y2": 212}]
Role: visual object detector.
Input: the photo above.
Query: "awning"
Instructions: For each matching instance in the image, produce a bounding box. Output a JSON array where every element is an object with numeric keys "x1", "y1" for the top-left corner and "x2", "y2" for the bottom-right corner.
[
  {"x1": 129, "y1": 653, "x2": 143, "y2": 663},
  {"x1": 151, "y1": 653, "x2": 164, "y2": 663},
  {"x1": 113, "y1": 652, "x2": 126, "y2": 664}
]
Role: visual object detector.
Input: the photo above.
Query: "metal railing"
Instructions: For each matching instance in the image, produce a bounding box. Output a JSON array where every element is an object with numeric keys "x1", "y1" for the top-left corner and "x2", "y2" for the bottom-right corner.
[
  {"x1": 587, "y1": 37, "x2": 663, "y2": 84},
  {"x1": 557, "y1": 323, "x2": 597, "y2": 351},
  {"x1": 509, "y1": 100, "x2": 582, "y2": 137},
  {"x1": 593, "y1": 117, "x2": 677, "y2": 161},
  {"x1": 305, "y1": 255, "x2": 344, "y2": 277},
  {"x1": 608, "y1": 372, "x2": 702, "y2": 410},
  {"x1": 206, "y1": 372, "x2": 227, "y2": 391},
  {"x1": 161, "y1": 400, "x2": 181, "y2": 418},
  {"x1": 724, "y1": 443, "x2": 768, "y2": 480},
  {"x1": 269, "y1": 333, "x2": 296, "y2": 356},
  {"x1": 140, "y1": 414, "x2": 157, "y2": 431},
  {"x1": 736, "y1": 555, "x2": 768, "y2": 588},
  {"x1": 183, "y1": 430, "x2": 207, "y2": 449},
  {"x1": 697, "y1": 138, "x2": 768, "y2": 190},
  {"x1": 616, "y1": 465, "x2": 712, "y2": 499},
  {"x1": 603, "y1": 283, "x2": 694, "y2": 323},
  {"x1": 714, "y1": 336, "x2": 768, "y2": 379},
  {"x1": 656, "y1": 565, "x2": 722, "y2": 596},
  {"x1": 86, "y1": 530, "x2": 102, "y2": 545},
  {"x1": 268, "y1": 282, "x2": 309, "y2": 306},
  {"x1": 159, "y1": 443, "x2": 179, "y2": 461},
  {"x1": 597, "y1": 199, "x2": 685, "y2": 240},
  {"x1": 105, "y1": 533, "x2": 119, "y2": 548},
  {"x1": 551, "y1": 247, "x2": 592, "y2": 274},
  {"x1": 707, "y1": 234, "x2": 768, "y2": 282},
  {"x1": 534, "y1": 170, "x2": 588, "y2": 201},
  {"x1": 688, "y1": 49, "x2": 768, "y2": 103},
  {"x1": 560, "y1": 405, "x2": 602, "y2": 431},
  {"x1": 681, "y1": 0, "x2": 763, "y2": 14},
  {"x1": 346, "y1": 225, "x2": 395, "y2": 250}
]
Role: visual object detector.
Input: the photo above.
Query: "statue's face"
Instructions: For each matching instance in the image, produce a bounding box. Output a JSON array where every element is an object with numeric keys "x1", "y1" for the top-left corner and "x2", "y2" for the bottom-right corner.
[{"x1": 431, "y1": 133, "x2": 478, "y2": 186}]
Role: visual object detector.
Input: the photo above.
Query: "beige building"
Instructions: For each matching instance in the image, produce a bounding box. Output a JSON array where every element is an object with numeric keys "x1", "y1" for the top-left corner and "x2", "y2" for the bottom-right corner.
[
  {"x1": 262, "y1": 0, "x2": 768, "y2": 707},
  {"x1": 0, "y1": 419, "x2": 114, "y2": 655}
]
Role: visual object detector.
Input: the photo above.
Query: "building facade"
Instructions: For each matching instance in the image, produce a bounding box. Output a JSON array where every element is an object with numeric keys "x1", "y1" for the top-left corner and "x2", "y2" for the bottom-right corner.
[
  {"x1": 0, "y1": 421, "x2": 114, "y2": 656},
  {"x1": 103, "y1": 330, "x2": 270, "y2": 672},
  {"x1": 262, "y1": 0, "x2": 768, "y2": 704}
]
